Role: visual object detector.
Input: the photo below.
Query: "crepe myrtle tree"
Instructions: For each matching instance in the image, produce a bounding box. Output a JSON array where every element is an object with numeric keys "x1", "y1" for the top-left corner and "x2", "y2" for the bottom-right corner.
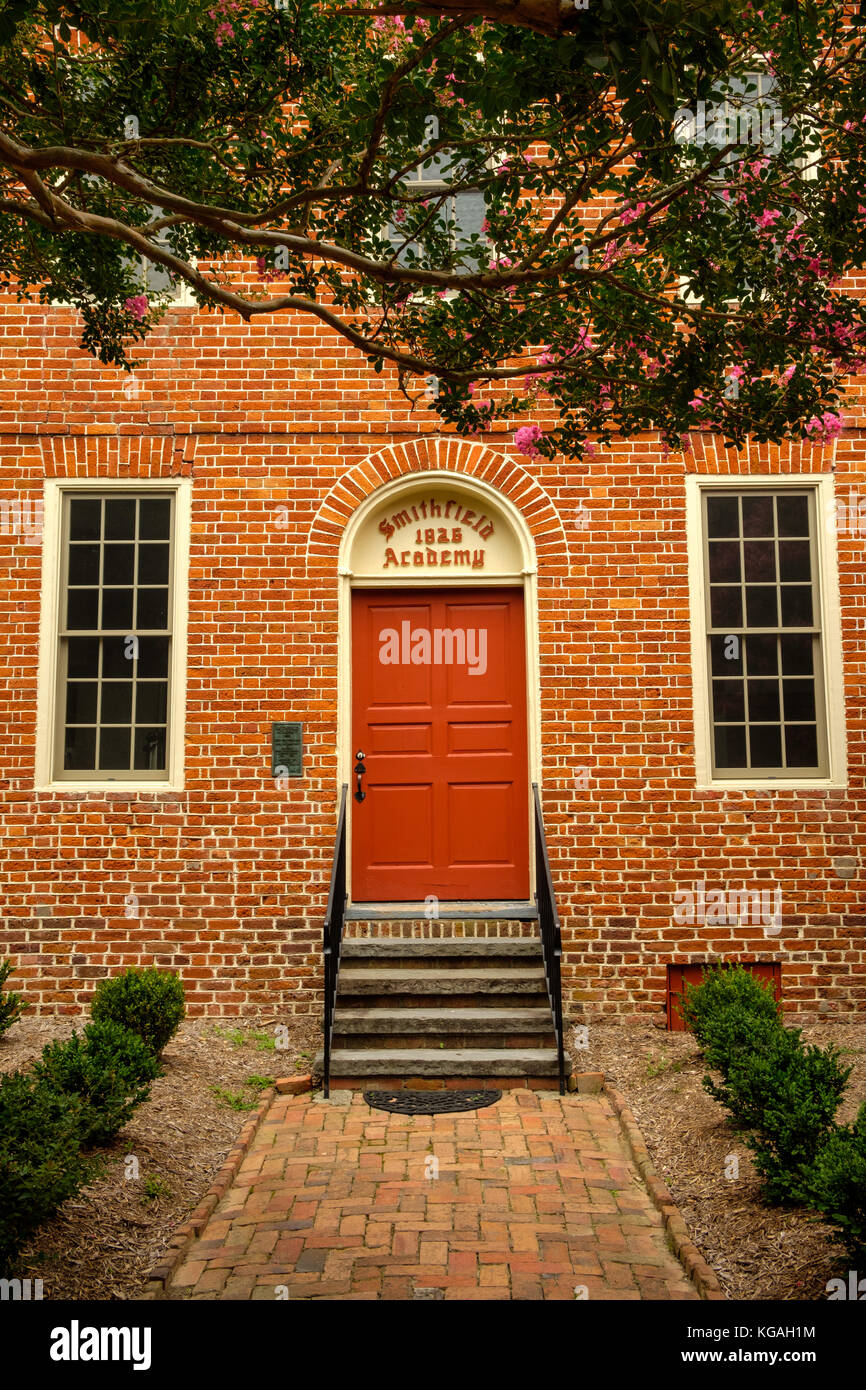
[{"x1": 0, "y1": 0, "x2": 865, "y2": 459}]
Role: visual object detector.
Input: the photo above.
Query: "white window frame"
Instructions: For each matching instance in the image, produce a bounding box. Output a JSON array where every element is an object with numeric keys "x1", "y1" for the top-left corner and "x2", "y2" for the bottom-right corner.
[
  {"x1": 685, "y1": 472, "x2": 847, "y2": 790},
  {"x1": 675, "y1": 62, "x2": 819, "y2": 308},
  {"x1": 35, "y1": 477, "x2": 191, "y2": 792}
]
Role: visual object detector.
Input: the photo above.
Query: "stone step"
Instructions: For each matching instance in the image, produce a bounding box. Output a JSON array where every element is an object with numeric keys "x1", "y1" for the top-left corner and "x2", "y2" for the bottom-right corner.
[
  {"x1": 325, "y1": 1047, "x2": 563, "y2": 1077},
  {"x1": 344, "y1": 901, "x2": 538, "y2": 921},
  {"x1": 333, "y1": 1006, "x2": 555, "y2": 1049},
  {"x1": 333, "y1": 1007, "x2": 553, "y2": 1033},
  {"x1": 341, "y1": 937, "x2": 542, "y2": 959},
  {"x1": 337, "y1": 967, "x2": 548, "y2": 996}
]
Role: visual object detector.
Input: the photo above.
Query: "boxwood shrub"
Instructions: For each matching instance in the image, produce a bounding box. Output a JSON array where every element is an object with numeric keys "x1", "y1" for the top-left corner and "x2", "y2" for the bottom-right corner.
[
  {"x1": 802, "y1": 1104, "x2": 866, "y2": 1259},
  {"x1": 0, "y1": 1071, "x2": 94, "y2": 1273},
  {"x1": 91, "y1": 967, "x2": 185, "y2": 1057},
  {"x1": 715, "y1": 1030, "x2": 851, "y2": 1202},
  {"x1": 680, "y1": 963, "x2": 781, "y2": 1071},
  {"x1": 32, "y1": 1020, "x2": 162, "y2": 1148}
]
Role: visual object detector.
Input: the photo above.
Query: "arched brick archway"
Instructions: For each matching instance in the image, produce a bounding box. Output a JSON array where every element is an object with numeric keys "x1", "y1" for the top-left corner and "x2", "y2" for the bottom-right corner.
[{"x1": 305, "y1": 437, "x2": 571, "y2": 577}]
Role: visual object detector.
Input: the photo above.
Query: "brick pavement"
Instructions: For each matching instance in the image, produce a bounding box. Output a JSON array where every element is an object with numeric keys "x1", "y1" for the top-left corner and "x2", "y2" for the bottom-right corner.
[{"x1": 168, "y1": 1090, "x2": 701, "y2": 1300}]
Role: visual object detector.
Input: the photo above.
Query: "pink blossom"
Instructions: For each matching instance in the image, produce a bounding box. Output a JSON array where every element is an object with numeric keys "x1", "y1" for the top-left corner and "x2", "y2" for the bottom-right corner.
[
  {"x1": 514, "y1": 424, "x2": 544, "y2": 458},
  {"x1": 124, "y1": 294, "x2": 149, "y2": 321},
  {"x1": 754, "y1": 209, "x2": 782, "y2": 230},
  {"x1": 805, "y1": 411, "x2": 844, "y2": 443},
  {"x1": 619, "y1": 201, "x2": 647, "y2": 226}
]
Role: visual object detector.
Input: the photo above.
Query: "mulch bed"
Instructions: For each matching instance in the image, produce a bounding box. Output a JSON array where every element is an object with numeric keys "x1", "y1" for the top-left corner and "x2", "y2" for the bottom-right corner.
[
  {"x1": 571, "y1": 1020, "x2": 865, "y2": 1302},
  {"x1": 0, "y1": 1015, "x2": 318, "y2": 1300}
]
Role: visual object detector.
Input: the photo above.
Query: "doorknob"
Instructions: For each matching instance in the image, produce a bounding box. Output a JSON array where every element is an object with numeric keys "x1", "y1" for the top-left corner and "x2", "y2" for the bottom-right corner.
[{"x1": 354, "y1": 750, "x2": 366, "y2": 803}]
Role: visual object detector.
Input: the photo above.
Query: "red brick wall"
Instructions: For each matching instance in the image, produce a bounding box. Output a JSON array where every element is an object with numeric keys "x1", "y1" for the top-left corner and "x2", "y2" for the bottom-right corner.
[{"x1": 0, "y1": 289, "x2": 864, "y2": 1023}]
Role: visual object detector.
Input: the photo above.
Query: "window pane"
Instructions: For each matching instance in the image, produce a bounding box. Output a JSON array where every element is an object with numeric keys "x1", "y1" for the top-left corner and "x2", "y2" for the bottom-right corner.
[
  {"x1": 707, "y1": 496, "x2": 739, "y2": 537},
  {"x1": 710, "y1": 586, "x2": 742, "y2": 627},
  {"x1": 102, "y1": 588, "x2": 134, "y2": 629},
  {"x1": 742, "y1": 495, "x2": 775, "y2": 537},
  {"x1": 715, "y1": 724, "x2": 747, "y2": 768},
  {"x1": 453, "y1": 188, "x2": 486, "y2": 262},
  {"x1": 743, "y1": 541, "x2": 776, "y2": 582},
  {"x1": 98, "y1": 726, "x2": 131, "y2": 769},
  {"x1": 103, "y1": 544, "x2": 135, "y2": 585},
  {"x1": 745, "y1": 586, "x2": 777, "y2": 628},
  {"x1": 139, "y1": 498, "x2": 171, "y2": 539},
  {"x1": 64, "y1": 726, "x2": 96, "y2": 770},
  {"x1": 101, "y1": 682, "x2": 133, "y2": 724},
  {"x1": 785, "y1": 724, "x2": 818, "y2": 766},
  {"x1": 779, "y1": 540, "x2": 811, "y2": 582},
  {"x1": 713, "y1": 680, "x2": 745, "y2": 721},
  {"x1": 780, "y1": 634, "x2": 813, "y2": 675},
  {"x1": 136, "y1": 681, "x2": 168, "y2": 724},
  {"x1": 134, "y1": 727, "x2": 167, "y2": 770},
  {"x1": 138, "y1": 637, "x2": 170, "y2": 678},
  {"x1": 67, "y1": 637, "x2": 100, "y2": 678},
  {"x1": 780, "y1": 586, "x2": 813, "y2": 627},
  {"x1": 102, "y1": 636, "x2": 135, "y2": 678},
  {"x1": 777, "y1": 494, "x2": 809, "y2": 537},
  {"x1": 746, "y1": 635, "x2": 778, "y2": 675},
  {"x1": 67, "y1": 589, "x2": 99, "y2": 629},
  {"x1": 66, "y1": 681, "x2": 98, "y2": 724},
  {"x1": 710, "y1": 634, "x2": 743, "y2": 675},
  {"x1": 138, "y1": 544, "x2": 169, "y2": 585},
  {"x1": 747, "y1": 680, "x2": 780, "y2": 722},
  {"x1": 709, "y1": 541, "x2": 740, "y2": 582},
  {"x1": 137, "y1": 588, "x2": 169, "y2": 629},
  {"x1": 68, "y1": 544, "x2": 100, "y2": 585},
  {"x1": 104, "y1": 498, "x2": 136, "y2": 539},
  {"x1": 783, "y1": 679, "x2": 816, "y2": 722},
  {"x1": 69, "y1": 498, "x2": 101, "y2": 541},
  {"x1": 749, "y1": 724, "x2": 782, "y2": 766}
]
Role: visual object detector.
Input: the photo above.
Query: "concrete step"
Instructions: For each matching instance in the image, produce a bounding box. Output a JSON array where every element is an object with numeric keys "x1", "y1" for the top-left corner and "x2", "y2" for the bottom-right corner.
[
  {"x1": 341, "y1": 937, "x2": 542, "y2": 959},
  {"x1": 337, "y1": 968, "x2": 548, "y2": 996},
  {"x1": 326, "y1": 1047, "x2": 563, "y2": 1077}
]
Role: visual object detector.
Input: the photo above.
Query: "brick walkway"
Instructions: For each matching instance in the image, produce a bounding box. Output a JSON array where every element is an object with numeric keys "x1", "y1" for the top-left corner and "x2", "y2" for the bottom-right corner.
[{"x1": 169, "y1": 1090, "x2": 700, "y2": 1300}]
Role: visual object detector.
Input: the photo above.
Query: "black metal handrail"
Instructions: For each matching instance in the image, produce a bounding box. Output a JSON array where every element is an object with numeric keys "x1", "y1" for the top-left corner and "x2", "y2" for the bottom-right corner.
[
  {"x1": 533, "y1": 783, "x2": 566, "y2": 1095},
  {"x1": 322, "y1": 784, "x2": 348, "y2": 1098}
]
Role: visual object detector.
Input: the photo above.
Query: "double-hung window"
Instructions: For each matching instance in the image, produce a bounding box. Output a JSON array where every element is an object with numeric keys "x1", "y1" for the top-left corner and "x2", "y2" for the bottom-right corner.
[
  {"x1": 37, "y1": 481, "x2": 190, "y2": 788},
  {"x1": 687, "y1": 477, "x2": 846, "y2": 787},
  {"x1": 386, "y1": 118, "x2": 488, "y2": 271}
]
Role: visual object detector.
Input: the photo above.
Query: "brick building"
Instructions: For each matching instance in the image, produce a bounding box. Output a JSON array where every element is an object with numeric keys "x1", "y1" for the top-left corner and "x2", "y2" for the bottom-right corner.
[{"x1": 0, "y1": 240, "x2": 863, "y2": 1084}]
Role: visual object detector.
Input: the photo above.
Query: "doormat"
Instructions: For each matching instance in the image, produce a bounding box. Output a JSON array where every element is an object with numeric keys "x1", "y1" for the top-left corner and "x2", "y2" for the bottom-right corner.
[{"x1": 363, "y1": 1089, "x2": 502, "y2": 1115}]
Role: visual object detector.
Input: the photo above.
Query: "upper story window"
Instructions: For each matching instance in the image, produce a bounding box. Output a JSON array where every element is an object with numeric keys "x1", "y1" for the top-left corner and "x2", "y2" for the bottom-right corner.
[
  {"x1": 386, "y1": 117, "x2": 487, "y2": 270},
  {"x1": 686, "y1": 477, "x2": 846, "y2": 788},
  {"x1": 673, "y1": 66, "x2": 817, "y2": 305}
]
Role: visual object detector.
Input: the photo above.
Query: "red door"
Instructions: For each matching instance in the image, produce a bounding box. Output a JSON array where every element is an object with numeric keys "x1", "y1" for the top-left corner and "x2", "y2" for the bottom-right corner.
[{"x1": 351, "y1": 587, "x2": 530, "y2": 902}]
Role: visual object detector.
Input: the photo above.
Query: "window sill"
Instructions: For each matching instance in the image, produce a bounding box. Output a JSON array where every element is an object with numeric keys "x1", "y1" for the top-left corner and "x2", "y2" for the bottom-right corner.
[
  {"x1": 696, "y1": 777, "x2": 846, "y2": 793},
  {"x1": 34, "y1": 780, "x2": 182, "y2": 795}
]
